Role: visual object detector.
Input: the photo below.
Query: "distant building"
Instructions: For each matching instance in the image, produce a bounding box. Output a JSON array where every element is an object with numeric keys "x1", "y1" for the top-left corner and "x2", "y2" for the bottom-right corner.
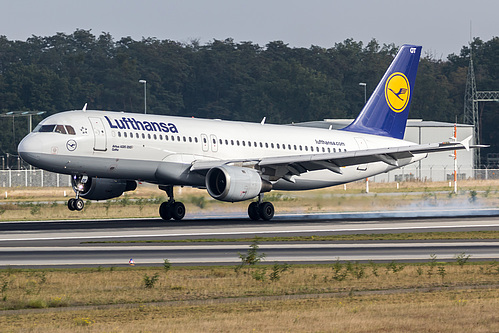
[{"x1": 292, "y1": 119, "x2": 474, "y2": 182}]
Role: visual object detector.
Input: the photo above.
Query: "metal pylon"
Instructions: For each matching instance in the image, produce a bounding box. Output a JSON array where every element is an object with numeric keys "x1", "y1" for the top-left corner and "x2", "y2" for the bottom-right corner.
[{"x1": 463, "y1": 51, "x2": 499, "y2": 169}]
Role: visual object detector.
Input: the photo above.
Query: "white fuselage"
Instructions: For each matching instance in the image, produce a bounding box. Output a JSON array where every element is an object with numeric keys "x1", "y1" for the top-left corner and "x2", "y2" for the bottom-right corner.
[{"x1": 18, "y1": 110, "x2": 425, "y2": 190}]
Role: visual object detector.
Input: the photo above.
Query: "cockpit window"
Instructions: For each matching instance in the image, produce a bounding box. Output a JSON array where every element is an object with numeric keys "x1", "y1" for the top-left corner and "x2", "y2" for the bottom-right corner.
[
  {"x1": 35, "y1": 124, "x2": 76, "y2": 135},
  {"x1": 65, "y1": 125, "x2": 76, "y2": 135},
  {"x1": 55, "y1": 125, "x2": 67, "y2": 134},
  {"x1": 38, "y1": 125, "x2": 56, "y2": 132}
]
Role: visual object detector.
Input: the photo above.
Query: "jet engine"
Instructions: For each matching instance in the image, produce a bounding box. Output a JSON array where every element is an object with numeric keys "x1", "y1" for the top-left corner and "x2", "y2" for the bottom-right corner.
[
  {"x1": 71, "y1": 176, "x2": 137, "y2": 200},
  {"x1": 205, "y1": 165, "x2": 271, "y2": 202}
]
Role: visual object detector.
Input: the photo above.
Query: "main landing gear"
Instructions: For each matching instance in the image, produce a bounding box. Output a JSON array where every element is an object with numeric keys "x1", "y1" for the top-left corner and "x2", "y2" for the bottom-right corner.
[
  {"x1": 247, "y1": 194, "x2": 274, "y2": 221},
  {"x1": 68, "y1": 175, "x2": 86, "y2": 211},
  {"x1": 159, "y1": 185, "x2": 186, "y2": 221}
]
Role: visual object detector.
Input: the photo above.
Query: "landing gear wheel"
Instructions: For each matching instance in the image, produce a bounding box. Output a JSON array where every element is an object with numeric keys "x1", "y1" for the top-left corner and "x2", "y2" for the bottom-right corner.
[
  {"x1": 248, "y1": 202, "x2": 260, "y2": 220},
  {"x1": 258, "y1": 202, "x2": 274, "y2": 221},
  {"x1": 74, "y1": 198, "x2": 84, "y2": 211},
  {"x1": 171, "y1": 202, "x2": 186, "y2": 221},
  {"x1": 159, "y1": 202, "x2": 172, "y2": 221},
  {"x1": 68, "y1": 198, "x2": 76, "y2": 211}
]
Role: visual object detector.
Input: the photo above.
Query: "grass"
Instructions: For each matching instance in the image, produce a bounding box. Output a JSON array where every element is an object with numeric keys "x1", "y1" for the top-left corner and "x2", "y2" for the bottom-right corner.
[
  {"x1": 0, "y1": 262, "x2": 498, "y2": 331},
  {"x1": 2, "y1": 179, "x2": 499, "y2": 221},
  {"x1": 84, "y1": 230, "x2": 499, "y2": 244}
]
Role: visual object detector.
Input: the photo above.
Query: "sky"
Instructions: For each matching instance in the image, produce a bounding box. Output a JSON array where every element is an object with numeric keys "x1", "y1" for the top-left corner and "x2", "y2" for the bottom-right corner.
[{"x1": 0, "y1": 0, "x2": 498, "y2": 59}]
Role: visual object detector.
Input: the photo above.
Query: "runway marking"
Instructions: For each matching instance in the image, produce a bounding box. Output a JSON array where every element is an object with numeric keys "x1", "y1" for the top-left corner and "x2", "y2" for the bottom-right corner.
[
  {"x1": 1, "y1": 242, "x2": 499, "y2": 251},
  {"x1": 1, "y1": 223, "x2": 499, "y2": 242}
]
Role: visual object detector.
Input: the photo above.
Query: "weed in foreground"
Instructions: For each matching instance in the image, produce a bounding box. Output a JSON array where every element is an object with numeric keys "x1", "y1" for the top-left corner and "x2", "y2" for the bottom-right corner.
[
  {"x1": 143, "y1": 273, "x2": 160, "y2": 289},
  {"x1": 237, "y1": 238, "x2": 266, "y2": 272},
  {"x1": 454, "y1": 252, "x2": 471, "y2": 267},
  {"x1": 163, "y1": 258, "x2": 172, "y2": 273}
]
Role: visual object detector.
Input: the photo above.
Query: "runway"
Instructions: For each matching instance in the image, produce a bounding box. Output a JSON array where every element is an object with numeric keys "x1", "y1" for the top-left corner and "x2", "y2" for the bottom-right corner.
[{"x1": 1, "y1": 210, "x2": 499, "y2": 267}]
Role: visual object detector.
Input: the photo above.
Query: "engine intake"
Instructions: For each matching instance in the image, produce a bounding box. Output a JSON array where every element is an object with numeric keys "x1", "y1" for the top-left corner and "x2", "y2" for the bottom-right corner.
[
  {"x1": 72, "y1": 176, "x2": 137, "y2": 200},
  {"x1": 206, "y1": 165, "x2": 271, "y2": 202}
]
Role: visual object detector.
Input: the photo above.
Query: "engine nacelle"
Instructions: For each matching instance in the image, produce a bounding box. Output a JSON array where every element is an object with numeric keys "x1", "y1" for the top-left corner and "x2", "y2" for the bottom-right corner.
[
  {"x1": 72, "y1": 176, "x2": 137, "y2": 200},
  {"x1": 205, "y1": 165, "x2": 271, "y2": 202}
]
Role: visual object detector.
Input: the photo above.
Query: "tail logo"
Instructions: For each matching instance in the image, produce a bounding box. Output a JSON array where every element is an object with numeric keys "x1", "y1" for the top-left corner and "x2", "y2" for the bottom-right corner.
[{"x1": 385, "y1": 72, "x2": 410, "y2": 113}]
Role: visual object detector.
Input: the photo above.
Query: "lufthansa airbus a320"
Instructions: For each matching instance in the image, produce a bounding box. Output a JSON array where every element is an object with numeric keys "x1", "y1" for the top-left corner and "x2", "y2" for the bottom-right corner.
[{"x1": 18, "y1": 45, "x2": 481, "y2": 221}]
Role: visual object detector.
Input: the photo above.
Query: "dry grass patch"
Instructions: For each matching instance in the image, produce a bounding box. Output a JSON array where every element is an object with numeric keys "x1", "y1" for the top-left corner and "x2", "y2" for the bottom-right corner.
[
  {"x1": 1, "y1": 262, "x2": 498, "y2": 311},
  {"x1": 1, "y1": 288, "x2": 498, "y2": 332}
]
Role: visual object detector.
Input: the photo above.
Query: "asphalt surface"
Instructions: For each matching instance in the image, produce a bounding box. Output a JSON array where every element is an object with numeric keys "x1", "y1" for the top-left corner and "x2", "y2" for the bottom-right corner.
[{"x1": 1, "y1": 210, "x2": 499, "y2": 267}]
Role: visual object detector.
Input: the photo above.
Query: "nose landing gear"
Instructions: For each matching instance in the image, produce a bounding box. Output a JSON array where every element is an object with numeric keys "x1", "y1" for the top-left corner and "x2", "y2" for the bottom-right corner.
[
  {"x1": 68, "y1": 175, "x2": 87, "y2": 211},
  {"x1": 68, "y1": 197, "x2": 84, "y2": 211}
]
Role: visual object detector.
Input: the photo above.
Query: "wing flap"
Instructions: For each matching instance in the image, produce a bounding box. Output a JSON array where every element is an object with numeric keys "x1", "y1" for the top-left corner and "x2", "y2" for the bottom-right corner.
[{"x1": 189, "y1": 139, "x2": 486, "y2": 177}]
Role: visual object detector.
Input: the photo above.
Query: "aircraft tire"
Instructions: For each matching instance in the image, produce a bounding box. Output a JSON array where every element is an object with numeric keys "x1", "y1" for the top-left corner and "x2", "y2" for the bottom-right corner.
[
  {"x1": 248, "y1": 202, "x2": 260, "y2": 220},
  {"x1": 258, "y1": 202, "x2": 274, "y2": 221},
  {"x1": 171, "y1": 202, "x2": 186, "y2": 221},
  {"x1": 74, "y1": 198, "x2": 84, "y2": 211},
  {"x1": 159, "y1": 202, "x2": 172, "y2": 220},
  {"x1": 67, "y1": 198, "x2": 76, "y2": 211}
]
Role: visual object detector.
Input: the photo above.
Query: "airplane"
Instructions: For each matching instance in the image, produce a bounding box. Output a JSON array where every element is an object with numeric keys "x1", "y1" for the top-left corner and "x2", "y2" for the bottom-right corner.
[{"x1": 17, "y1": 44, "x2": 483, "y2": 221}]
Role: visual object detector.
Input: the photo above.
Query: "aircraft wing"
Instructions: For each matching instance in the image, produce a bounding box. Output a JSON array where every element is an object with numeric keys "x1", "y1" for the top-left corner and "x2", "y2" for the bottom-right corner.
[{"x1": 190, "y1": 136, "x2": 486, "y2": 180}]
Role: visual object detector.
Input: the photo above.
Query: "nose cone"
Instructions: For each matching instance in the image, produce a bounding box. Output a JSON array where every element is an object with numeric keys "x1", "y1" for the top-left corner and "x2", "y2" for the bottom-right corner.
[{"x1": 18, "y1": 134, "x2": 42, "y2": 167}]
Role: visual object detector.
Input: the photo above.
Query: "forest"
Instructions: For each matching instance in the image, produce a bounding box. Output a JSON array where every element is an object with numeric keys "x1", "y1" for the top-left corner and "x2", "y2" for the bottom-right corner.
[{"x1": 0, "y1": 30, "x2": 498, "y2": 163}]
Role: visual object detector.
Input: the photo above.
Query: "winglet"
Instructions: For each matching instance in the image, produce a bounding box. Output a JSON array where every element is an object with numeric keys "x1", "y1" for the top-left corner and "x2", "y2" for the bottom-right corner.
[
  {"x1": 461, "y1": 135, "x2": 472, "y2": 151},
  {"x1": 82, "y1": 103, "x2": 88, "y2": 111},
  {"x1": 260, "y1": 117, "x2": 266, "y2": 125}
]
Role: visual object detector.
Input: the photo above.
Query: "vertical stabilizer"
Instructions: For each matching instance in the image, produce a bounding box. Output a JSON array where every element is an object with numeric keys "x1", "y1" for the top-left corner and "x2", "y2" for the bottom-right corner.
[{"x1": 342, "y1": 44, "x2": 422, "y2": 139}]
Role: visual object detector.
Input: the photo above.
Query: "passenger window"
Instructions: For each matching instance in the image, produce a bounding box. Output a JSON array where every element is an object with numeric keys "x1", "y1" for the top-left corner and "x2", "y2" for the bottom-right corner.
[
  {"x1": 153, "y1": 134, "x2": 157, "y2": 140},
  {"x1": 231, "y1": 140, "x2": 234, "y2": 145},
  {"x1": 148, "y1": 134, "x2": 151, "y2": 139},
  {"x1": 124, "y1": 132, "x2": 127, "y2": 138},
  {"x1": 248, "y1": 141, "x2": 252, "y2": 147},
  {"x1": 65, "y1": 125, "x2": 76, "y2": 135},
  {"x1": 190, "y1": 137, "x2": 193, "y2": 143},
  {"x1": 225, "y1": 139, "x2": 228, "y2": 145},
  {"x1": 299, "y1": 145, "x2": 302, "y2": 151},
  {"x1": 142, "y1": 133, "x2": 145, "y2": 139},
  {"x1": 177, "y1": 136, "x2": 180, "y2": 141},
  {"x1": 242, "y1": 141, "x2": 245, "y2": 146},
  {"x1": 236, "y1": 140, "x2": 240, "y2": 146},
  {"x1": 118, "y1": 132, "x2": 121, "y2": 137},
  {"x1": 165, "y1": 135, "x2": 169, "y2": 141},
  {"x1": 55, "y1": 125, "x2": 67, "y2": 134},
  {"x1": 195, "y1": 137, "x2": 198, "y2": 143},
  {"x1": 136, "y1": 133, "x2": 139, "y2": 139},
  {"x1": 159, "y1": 134, "x2": 163, "y2": 140},
  {"x1": 327, "y1": 148, "x2": 331, "y2": 153},
  {"x1": 203, "y1": 137, "x2": 207, "y2": 143},
  {"x1": 183, "y1": 136, "x2": 186, "y2": 142},
  {"x1": 260, "y1": 142, "x2": 263, "y2": 148},
  {"x1": 219, "y1": 139, "x2": 222, "y2": 144},
  {"x1": 265, "y1": 143, "x2": 269, "y2": 148},
  {"x1": 171, "y1": 136, "x2": 175, "y2": 141},
  {"x1": 271, "y1": 143, "x2": 275, "y2": 149}
]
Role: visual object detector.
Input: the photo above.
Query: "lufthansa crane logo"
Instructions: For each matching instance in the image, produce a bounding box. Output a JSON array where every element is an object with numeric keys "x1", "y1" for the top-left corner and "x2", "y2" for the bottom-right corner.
[
  {"x1": 66, "y1": 139, "x2": 77, "y2": 151},
  {"x1": 385, "y1": 72, "x2": 410, "y2": 113}
]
